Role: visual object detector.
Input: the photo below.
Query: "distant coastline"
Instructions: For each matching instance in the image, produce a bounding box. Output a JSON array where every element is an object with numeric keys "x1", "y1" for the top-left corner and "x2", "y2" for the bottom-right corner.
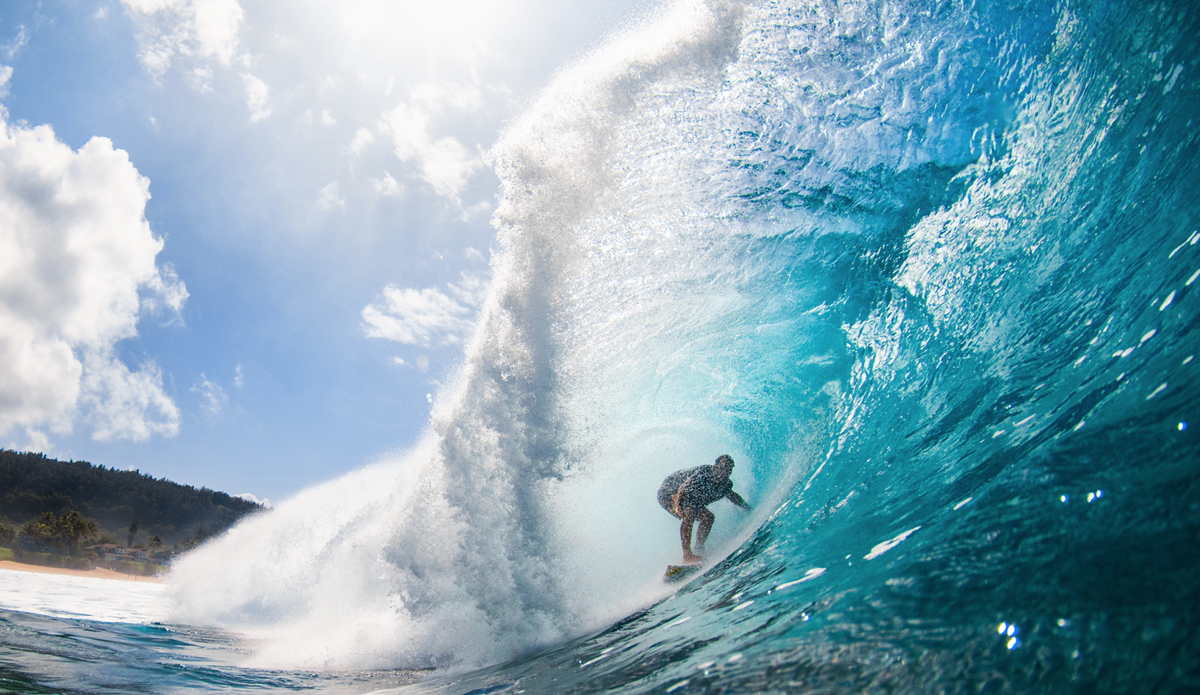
[
  {"x1": 0, "y1": 560, "x2": 164, "y2": 583},
  {"x1": 2, "y1": 449, "x2": 265, "y2": 551},
  {"x1": 2, "y1": 449, "x2": 265, "y2": 581}
]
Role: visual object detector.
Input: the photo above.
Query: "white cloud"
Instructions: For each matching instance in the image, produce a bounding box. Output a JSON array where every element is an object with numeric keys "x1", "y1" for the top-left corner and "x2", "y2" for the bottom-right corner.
[
  {"x1": 380, "y1": 102, "x2": 429, "y2": 162},
  {"x1": 445, "y1": 270, "x2": 488, "y2": 308},
  {"x1": 372, "y1": 172, "x2": 402, "y2": 197},
  {"x1": 141, "y1": 263, "x2": 189, "y2": 320},
  {"x1": 392, "y1": 355, "x2": 430, "y2": 373},
  {"x1": 321, "y1": 110, "x2": 336, "y2": 126},
  {"x1": 0, "y1": 66, "x2": 12, "y2": 100},
  {"x1": 457, "y1": 199, "x2": 494, "y2": 223},
  {"x1": 242, "y1": 72, "x2": 271, "y2": 122},
  {"x1": 422, "y1": 137, "x2": 479, "y2": 199},
  {"x1": 121, "y1": 0, "x2": 245, "y2": 75},
  {"x1": 410, "y1": 80, "x2": 484, "y2": 113},
  {"x1": 0, "y1": 114, "x2": 186, "y2": 442},
  {"x1": 22, "y1": 428, "x2": 51, "y2": 454},
  {"x1": 191, "y1": 0, "x2": 243, "y2": 64},
  {"x1": 82, "y1": 353, "x2": 181, "y2": 441},
  {"x1": 234, "y1": 364, "x2": 244, "y2": 388},
  {"x1": 234, "y1": 492, "x2": 270, "y2": 508},
  {"x1": 190, "y1": 372, "x2": 228, "y2": 417},
  {"x1": 317, "y1": 181, "x2": 345, "y2": 210},
  {"x1": 362, "y1": 272, "x2": 488, "y2": 348},
  {"x1": 349, "y1": 127, "x2": 375, "y2": 156},
  {"x1": 378, "y1": 82, "x2": 487, "y2": 201},
  {"x1": 122, "y1": 0, "x2": 185, "y2": 14},
  {"x1": 3, "y1": 25, "x2": 29, "y2": 60},
  {"x1": 189, "y1": 66, "x2": 214, "y2": 93},
  {"x1": 362, "y1": 287, "x2": 471, "y2": 347}
]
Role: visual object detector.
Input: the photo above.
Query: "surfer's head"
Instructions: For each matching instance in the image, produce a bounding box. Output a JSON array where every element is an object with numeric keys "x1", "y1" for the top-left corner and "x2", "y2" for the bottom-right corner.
[{"x1": 715, "y1": 454, "x2": 734, "y2": 475}]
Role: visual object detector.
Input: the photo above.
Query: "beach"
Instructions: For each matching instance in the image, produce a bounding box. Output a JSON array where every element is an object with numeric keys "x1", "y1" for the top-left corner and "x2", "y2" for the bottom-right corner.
[{"x1": 0, "y1": 560, "x2": 164, "y2": 583}]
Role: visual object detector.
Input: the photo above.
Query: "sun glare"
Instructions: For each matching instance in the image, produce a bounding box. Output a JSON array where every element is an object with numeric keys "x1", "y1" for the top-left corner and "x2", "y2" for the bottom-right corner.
[{"x1": 340, "y1": 0, "x2": 519, "y2": 59}]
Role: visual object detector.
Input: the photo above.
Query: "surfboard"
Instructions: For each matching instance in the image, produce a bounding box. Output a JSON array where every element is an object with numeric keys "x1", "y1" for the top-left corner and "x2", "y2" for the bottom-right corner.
[{"x1": 664, "y1": 564, "x2": 701, "y2": 583}]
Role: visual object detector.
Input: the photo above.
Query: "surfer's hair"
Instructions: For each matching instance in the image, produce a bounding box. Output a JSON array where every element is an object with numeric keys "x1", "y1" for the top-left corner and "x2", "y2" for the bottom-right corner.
[{"x1": 716, "y1": 454, "x2": 734, "y2": 466}]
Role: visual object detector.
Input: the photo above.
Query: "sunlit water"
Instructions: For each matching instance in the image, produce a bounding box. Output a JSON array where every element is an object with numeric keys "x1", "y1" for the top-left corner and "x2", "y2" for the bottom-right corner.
[
  {"x1": 3, "y1": 0, "x2": 1199, "y2": 692},
  {"x1": 0, "y1": 568, "x2": 165, "y2": 623}
]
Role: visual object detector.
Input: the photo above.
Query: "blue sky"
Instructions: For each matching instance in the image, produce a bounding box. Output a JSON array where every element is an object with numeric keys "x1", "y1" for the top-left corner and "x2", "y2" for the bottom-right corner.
[{"x1": 0, "y1": 0, "x2": 650, "y2": 504}]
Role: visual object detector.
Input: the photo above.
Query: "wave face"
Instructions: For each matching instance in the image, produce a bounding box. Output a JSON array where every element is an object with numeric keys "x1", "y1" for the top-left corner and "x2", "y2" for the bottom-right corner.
[{"x1": 170, "y1": 0, "x2": 1200, "y2": 689}]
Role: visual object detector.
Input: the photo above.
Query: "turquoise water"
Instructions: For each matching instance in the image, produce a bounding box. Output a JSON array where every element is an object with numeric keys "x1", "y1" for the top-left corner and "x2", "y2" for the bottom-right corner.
[{"x1": 4, "y1": 0, "x2": 1200, "y2": 691}]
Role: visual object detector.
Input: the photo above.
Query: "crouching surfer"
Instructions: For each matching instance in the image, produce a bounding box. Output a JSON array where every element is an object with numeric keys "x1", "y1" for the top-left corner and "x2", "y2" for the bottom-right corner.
[{"x1": 658, "y1": 454, "x2": 751, "y2": 565}]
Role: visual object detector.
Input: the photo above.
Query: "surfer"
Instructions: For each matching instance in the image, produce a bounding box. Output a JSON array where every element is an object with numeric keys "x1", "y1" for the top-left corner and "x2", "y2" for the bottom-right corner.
[{"x1": 658, "y1": 454, "x2": 751, "y2": 565}]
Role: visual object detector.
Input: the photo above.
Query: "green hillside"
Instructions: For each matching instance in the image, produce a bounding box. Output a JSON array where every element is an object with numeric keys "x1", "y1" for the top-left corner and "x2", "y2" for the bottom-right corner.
[{"x1": 0, "y1": 449, "x2": 264, "y2": 548}]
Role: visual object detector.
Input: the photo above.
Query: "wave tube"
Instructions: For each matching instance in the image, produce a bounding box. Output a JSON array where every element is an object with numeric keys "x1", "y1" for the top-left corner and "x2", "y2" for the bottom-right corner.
[
  {"x1": 170, "y1": 0, "x2": 1200, "y2": 689},
  {"x1": 168, "y1": 0, "x2": 772, "y2": 672}
]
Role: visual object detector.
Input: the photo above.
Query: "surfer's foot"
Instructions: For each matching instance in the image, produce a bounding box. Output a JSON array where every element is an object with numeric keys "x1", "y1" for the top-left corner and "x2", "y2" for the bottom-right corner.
[{"x1": 683, "y1": 553, "x2": 705, "y2": 565}]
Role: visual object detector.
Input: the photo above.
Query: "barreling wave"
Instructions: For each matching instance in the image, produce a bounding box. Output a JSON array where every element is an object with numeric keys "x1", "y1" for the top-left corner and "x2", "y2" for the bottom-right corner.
[{"x1": 170, "y1": 0, "x2": 1200, "y2": 690}]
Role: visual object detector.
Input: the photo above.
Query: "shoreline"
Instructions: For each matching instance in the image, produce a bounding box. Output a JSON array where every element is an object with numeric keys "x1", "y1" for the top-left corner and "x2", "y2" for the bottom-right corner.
[{"x1": 0, "y1": 560, "x2": 165, "y2": 583}]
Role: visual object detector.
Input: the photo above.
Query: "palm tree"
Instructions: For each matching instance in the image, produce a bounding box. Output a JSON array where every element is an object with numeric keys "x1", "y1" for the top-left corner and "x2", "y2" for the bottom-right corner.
[
  {"x1": 18, "y1": 511, "x2": 98, "y2": 554},
  {"x1": 52, "y1": 510, "x2": 98, "y2": 554},
  {"x1": 20, "y1": 512, "x2": 55, "y2": 549}
]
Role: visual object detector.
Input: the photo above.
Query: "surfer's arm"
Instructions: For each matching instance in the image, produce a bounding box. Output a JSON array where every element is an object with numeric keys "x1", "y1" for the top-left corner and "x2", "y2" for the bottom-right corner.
[{"x1": 727, "y1": 490, "x2": 750, "y2": 510}]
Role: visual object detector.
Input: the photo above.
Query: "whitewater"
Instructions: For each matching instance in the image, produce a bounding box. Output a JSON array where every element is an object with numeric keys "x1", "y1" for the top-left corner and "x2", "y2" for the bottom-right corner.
[{"x1": 2, "y1": 0, "x2": 1198, "y2": 692}]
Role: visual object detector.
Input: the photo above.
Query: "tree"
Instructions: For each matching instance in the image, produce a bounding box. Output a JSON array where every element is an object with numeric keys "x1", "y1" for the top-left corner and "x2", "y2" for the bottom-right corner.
[
  {"x1": 20, "y1": 511, "x2": 55, "y2": 546},
  {"x1": 17, "y1": 510, "x2": 99, "y2": 554},
  {"x1": 52, "y1": 510, "x2": 98, "y2": 553},
  {"x1": 127, "y1": 520, "x2": 139, "y2": 548},
  {"x1": 1, "y1": 449, "x2": 264, "y2": 547}
]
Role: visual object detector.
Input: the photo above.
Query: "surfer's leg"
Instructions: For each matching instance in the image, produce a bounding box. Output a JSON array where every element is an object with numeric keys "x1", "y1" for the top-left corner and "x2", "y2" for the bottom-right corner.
[
  {"x1": 695, "y1": 507, "x2": 715, "y2": 552},
  {"x1": 679, "y1": 508, "x2": 703, "y2": 563}
]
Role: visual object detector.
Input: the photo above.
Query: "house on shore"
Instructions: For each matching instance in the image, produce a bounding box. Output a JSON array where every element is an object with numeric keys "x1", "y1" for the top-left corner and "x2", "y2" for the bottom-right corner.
[{"x1": 86, "y1": 544, "x2": 152, "y2": 565}]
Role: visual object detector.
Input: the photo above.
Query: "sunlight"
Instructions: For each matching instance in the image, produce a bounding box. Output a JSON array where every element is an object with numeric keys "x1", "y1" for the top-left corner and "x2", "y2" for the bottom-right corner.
[{"x1": 339, "y1": 0, "x2": 524, "y2": 66}]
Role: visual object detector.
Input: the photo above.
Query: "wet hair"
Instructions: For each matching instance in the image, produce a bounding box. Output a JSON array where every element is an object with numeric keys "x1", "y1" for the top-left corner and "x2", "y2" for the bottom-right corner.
[{"x1": 716, "y1": 454, "x2": 734, "y2": 466}]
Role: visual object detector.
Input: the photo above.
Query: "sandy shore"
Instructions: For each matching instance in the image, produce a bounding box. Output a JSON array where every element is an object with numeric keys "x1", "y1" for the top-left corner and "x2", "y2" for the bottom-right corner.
[{"x1": 0, "y1": 560, "x2": 164, "y2": 583}]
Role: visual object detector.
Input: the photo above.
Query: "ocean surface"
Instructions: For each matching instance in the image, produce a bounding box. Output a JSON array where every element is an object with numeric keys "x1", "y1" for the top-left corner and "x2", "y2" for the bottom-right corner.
[{"x1": 3, "y1": 0, "x2": 1199, "y2": 692}]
